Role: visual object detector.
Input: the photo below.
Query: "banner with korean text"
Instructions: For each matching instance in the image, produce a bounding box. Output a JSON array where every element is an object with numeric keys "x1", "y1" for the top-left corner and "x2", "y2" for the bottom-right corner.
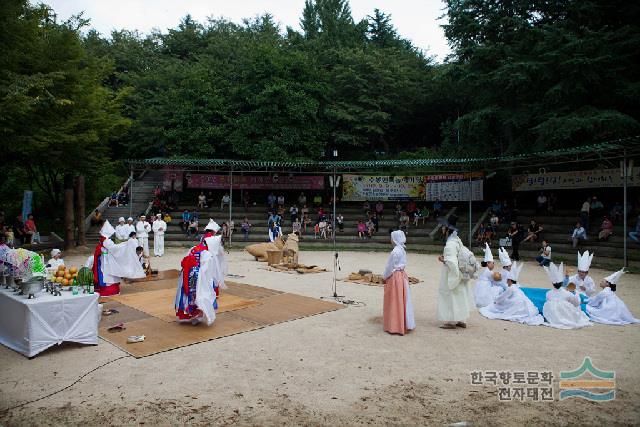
[
  {"x1": 511, "y1": 168, "x2": 640, "y2": 191},
  {"x1": 341, "y1": 175, "x2": 426, "y2": 201},
  {"x1": 187, "y1": 174, "x2": 325, "y2": 190},
  {"x1": 425, "y1": 173, "x2": 484, "y2": 201}
]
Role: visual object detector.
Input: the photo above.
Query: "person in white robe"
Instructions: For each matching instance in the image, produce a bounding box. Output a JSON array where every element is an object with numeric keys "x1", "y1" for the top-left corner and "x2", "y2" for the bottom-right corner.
[
  {"x1": 46, "y1": 248, "x2": 65, "y2": 271},
  {"x1": 498, "y1": 247, "x2": 512, "y2": 289},
  {"x1": 135, "y1": 215, "x2": 152, "y2": 256},
  {"x1": 206, "y1": 232, "x2": 228, "y2": 293},
  {"x1": 569, "y1": 250, "x2": 596, "y2": 297},
  {"x1": 152, "y1": 213, "x2": 167, "y2": 257},
  {"x1": 587, "y1": 269, "x2": 639, "y2": 325},
  {"x1": 93, "y1": 221, "x2": 145, "y2": 296},
  {"x1": 382, "y1": 230, "x2": 416, "y2": 334},
  {"x1": 474, "y1": 243, "x2": 506, "y2": 307},
  {"x1": 542, "y1": 262, "x2": 591, "y2": 329},
  {"x1": 115, "y1": 217, "x2": 129, "y2": 241},
  {"x1": 479, "y1": 261, "x2": 544, "y2": 325},
  {"x1": 126, "y1": 217, "x2": 136, "y2": 236},
  {"x1": 437, "y1": 229, "x2": 474, "y2": 329}
]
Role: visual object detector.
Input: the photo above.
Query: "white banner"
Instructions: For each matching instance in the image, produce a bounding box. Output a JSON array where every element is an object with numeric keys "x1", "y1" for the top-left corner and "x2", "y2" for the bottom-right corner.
[
  {"x1": 512, "y1": 168, "x2": 640, "y2": 191},
  {"x1": 425, "y1": 173, "x2": 484, "y2": 201}
]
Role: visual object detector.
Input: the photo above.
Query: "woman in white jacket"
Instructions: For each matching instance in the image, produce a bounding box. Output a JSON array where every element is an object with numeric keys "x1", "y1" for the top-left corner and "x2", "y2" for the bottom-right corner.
[{"x1": 542, "y1": 262, "x2": 591, "y2": 329}]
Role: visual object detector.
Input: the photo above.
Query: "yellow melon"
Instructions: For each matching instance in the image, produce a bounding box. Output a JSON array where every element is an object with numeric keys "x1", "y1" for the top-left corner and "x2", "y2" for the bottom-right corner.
[
  {"x1": 64, "y1": 273, "x2": 72, "y2": 280},
  {"x1": 69, "y1": 267, "x2": 78, "y2": 274},
  {"x1": 57, "y1": 265, "x2": 66, "y2": 271},
  {"x1": 61, "y1": 279, "x2": 69, "y2": 286}
]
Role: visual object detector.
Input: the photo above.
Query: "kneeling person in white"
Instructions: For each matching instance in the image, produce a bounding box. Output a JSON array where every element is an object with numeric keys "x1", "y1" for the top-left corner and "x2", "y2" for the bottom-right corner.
[
  {"x1": 587, "y1": 269, "x2": 639, "y2": 325},
  {"x1": 152, "y1": 214, "x2": 166, "y2": 257},
  {"x1": 542, "y1": 262, "x2": 591, "y2": 329},
  {"x1": 479, "y1": 261, "x2": 544, "y2": 325},
  {"x1": 570, "y1": 250, "x2": 596, "y2": 297},
  {"x1": 474, "y1": 243, "x2": 505, "y2": 307}
]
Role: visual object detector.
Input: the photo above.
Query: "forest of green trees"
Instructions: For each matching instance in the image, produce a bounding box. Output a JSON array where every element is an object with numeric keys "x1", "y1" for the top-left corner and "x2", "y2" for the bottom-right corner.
[{"x1": 1, "y1": 0, "x2": 639, "y2": 217}]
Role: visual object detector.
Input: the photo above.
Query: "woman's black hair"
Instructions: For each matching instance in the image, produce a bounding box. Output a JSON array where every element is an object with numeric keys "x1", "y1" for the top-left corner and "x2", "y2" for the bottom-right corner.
[
  {"x1": 129, "y1": 231, "x2": 136, "y2": 238},
  {"x1": 610, "y1": 284, "x2": 617, "y2": 292},
  {"x1": 481, "y1": 261, "x2": 488, "y2": 267},
  {"x1": 553, "y1": 282, "x2": 562, "y2": 289},
  {"x1": 136, "y1": 246, "x2": 143, "y2": 252}
]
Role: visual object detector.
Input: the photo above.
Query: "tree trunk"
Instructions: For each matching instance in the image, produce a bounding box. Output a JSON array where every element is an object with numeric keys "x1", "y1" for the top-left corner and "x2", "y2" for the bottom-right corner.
[
  {"x1": 75, "y1": 175, "x2": 86, "y2": 247},
  {"x1": 64, "y1": 174, "x2": 75, "y2": 250}
]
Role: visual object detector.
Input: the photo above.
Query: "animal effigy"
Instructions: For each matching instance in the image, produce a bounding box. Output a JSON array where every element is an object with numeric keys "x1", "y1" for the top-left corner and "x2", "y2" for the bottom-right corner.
[
  {"x1": 245, "y1": 236, "x2": 284, "y2": 262},
  {"x1": 282, "y1": 233, "x2": 299, "y2": 264}
]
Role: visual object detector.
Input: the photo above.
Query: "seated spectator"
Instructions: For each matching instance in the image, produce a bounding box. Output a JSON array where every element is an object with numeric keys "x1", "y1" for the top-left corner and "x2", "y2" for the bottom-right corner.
[
  {"x1": 406, "y1": 200, "x2": 417, "y2": 218},
  {"x1": 366, "y1": 218, "x2": 375, "y2": 238},
  {"x1": 570, "y1": 221, "x2": 587, "y2": 248},
  {"x1": 375, "y1": 201, "x2": 384, "y2": 218},
  {"x1": 363, "y1": 201, "x2": 371, "y2": 216},
  {"x1": 301, "y1": 204, "x2": 309, "y2": 220},
  {"x1": 475, "y1": 223, "x2": 488, "y2": 244},
  {"x1": 277, "y1": 204, "x2": 285, "y2": 217},
  {"x1": 489, "y1": 212, "x2": 499, "y2": 230},
  {"x1": 290, "y1": 205, "x2": 299, "y2": 223},
  {"x1": 399, "y1": 211, "x2": 410, "y2": 233},
  {"x1": 187, "y1": 217, "x2": 199, "y2": 238},
  {"x1": 314, "y1": 222, "x2": 320, "y2": 239},
  {"x1": 153, "y1": 185, "x2": 162, "y2": 198},
  {"x1": 313, "y1": 194, "x2": 322, "y2": 207},
  {"x1": 598, "y1": 216, "x2": 614, "y2": 241},
  {"x1": 241, "y1": 218, "x2": 252, "y2": 241},
  {"x1": 181, "y1": 210, "x2": 190, "y2": 233},
  {"x1": 629, "y1": 214, "x2": 640, "y2": 244},
  {"x1": 191, "y1": 209, "x2": 200, "y2": 221},
  {"x1": 298, "y1": 192, "x2": 307, "y2": 206},
  {"x1": 277, "y1": 194, "x2": 285, "y2": 207},
  {"x1": 319, "y1": 220, "x2": 329, "y2": 239},
  {"x1": 220, "y1": 193, "x2": 230, "y2": 211},
  {"x1": 221, "y1": 222, "x2": 230, "y2": 243},
  {"x1": 433, "y1": 199, "x2": 443, "y2": 217},
  {"x1": 109, "y1": 191, "x2": 119, "y2": 207},
  {"x1": 163, "y1": 212, "x2": 172, "y2": 224},
  {"x1": 197, "y1": 192, "x2": 207, "y2": 209},
  {"x1": 336, "y1": 214, "x2": 344, "y2": 232},
  {"x1": 292, "y1": 218, "x2": 301, "y2": 236},
  {"x1": 535, "y1": 240, "x2": 552, "y2": 266},
  {"x1": 417, "y1": 206, "x2": 430, "y2": 225},
  {"x1": 118, "y1": 190, "x2": 128, "y2": 206},
  {"x1": 590, "y1": 196, "x2": 604, "y2": 215},
  {"x1": 357, "y1": 220, "x2": 366, "y2": 239},
  {"x1": 371, "y1": 213, "x2": 379, "y2": 232},
  {"x1": 491, "y1": 199, "x2": 502, "y2": 215},
  {"x1": 24, "y1": 214, "x2": 39, "y2": 244},
  {"x1": 267, "y1": 192, "x2": 277, "y2": 209},
  {"x1": 395, "y1": 202, "x2": 403, "y2": 219},
  {"x1": 522, "y1": 220, "x2": 543, "y2": 243},
  {"x1": 610, "y1": 202, "x2": 623, "y2": 223},
  {"x1": 243, "y1": 190, "x2": 251, "y2": 211},
  {"x1": 90, "y1": 210, "x2": 103, "y2": 226}
]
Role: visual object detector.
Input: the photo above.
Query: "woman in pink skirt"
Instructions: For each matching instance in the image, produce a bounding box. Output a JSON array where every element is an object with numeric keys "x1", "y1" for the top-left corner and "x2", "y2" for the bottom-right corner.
[{"x1": 383, "y1": 230, "x2": 416, "y2": 335}]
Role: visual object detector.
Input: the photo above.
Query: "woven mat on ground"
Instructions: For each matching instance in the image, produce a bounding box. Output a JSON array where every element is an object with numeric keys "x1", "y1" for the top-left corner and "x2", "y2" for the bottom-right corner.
[{"x1": 99, "y1": 271, "x2": 344, "y2": 358}]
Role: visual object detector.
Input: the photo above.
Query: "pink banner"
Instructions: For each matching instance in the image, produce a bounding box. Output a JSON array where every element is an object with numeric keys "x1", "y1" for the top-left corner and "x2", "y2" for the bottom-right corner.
[{"x1": 187, "y1": 174, "x2": 325, "y2": 190}]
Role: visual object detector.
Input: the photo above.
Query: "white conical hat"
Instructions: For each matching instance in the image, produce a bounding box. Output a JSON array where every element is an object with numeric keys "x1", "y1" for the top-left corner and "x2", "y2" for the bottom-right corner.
[
  {"x1": 483, "y1": 243, "x2": 494, "y2": 263},
  {"x1": 205, "y1": 219, "x2": 220, "y2": 232},
  {"x1": 543, "y1": 262, "x2": 564, "y2": 285},
  {"x1": 508, "y1": 261, "x2": 523, "y2": 282},
  {"x1": 100, "y1": 220, "x2": 116, "y2": 238},
  {"x1": 604, "y1": 268, "x2": 625, "y2": 285},
  {"x1": 577, "y1": 250, "x2": 594, "y2": 271},
  {"x1": 498, "y1": 247, "x2": 511, "y2": 267},
  {"x1": 118, "y1": 217, "x2": 125, "y2": 223}
]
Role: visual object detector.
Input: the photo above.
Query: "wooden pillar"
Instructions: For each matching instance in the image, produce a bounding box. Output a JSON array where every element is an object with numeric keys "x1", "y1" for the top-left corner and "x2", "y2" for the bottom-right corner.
[
  {"x1": 75, "y1": 175, "x2": 86, "y2": 246},
  {"x1": 64, "y1": 174, "x2": 75, "y2": 250}
]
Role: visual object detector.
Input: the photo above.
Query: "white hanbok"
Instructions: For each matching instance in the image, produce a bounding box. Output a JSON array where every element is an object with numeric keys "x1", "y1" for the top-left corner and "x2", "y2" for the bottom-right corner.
[
  {"x1": 586, "y1": 288, "x2": 639, "y2": 325},
  {"x1": 437, "y1": 233, "x2": 473, "y2": 323},
  {"x1": 569, "y1": 274, "x2": 596, "y2": 297},
  {"x1": 479, "y1": 284, "x2": 544, "y2": 326},
  {"x1": 207, "y1": 235, "x2": 228, "y2": 290},
  {"x1": 152, "y1": 219, "x2": 166, "y2": 256},
  {"x1": 102, "y1": 238, "x2": 146, "y2": 281},
  {"x1": 115, "y1": 224, "x2": 130, "y2": 241},
  {"x1": 543, "y1": 287, "x2": 591, "y2": 329},
  {"x1": 136, "y1": 221, "x2": 151, "y2": 256},
  {"x1": 474, "y1": 269, "x2": 505, "y2": 308}
]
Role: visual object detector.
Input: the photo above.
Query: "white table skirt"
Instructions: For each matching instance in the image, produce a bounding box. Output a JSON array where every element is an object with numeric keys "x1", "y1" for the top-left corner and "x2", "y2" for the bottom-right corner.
[{"x1": 0, "y1": 287, "x2": 101, "y2": 357}]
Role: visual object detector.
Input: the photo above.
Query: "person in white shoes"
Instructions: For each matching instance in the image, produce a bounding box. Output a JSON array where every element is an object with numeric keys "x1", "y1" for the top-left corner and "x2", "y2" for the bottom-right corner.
[
  {"x1": 587, "y1": 269, "x2": 639, "y2": 325},
  {"x1": 479, "y1": 261, "x2": 544, "y2": 326},
  {"x1": 542, "y1": 262, "x2": 591, "y2": 329},
  {"x1": 152, "y1": 213, "x2": 167, "y2": 257},
  {"x1": 135, "y1": 215, "x2": 152, "y2": 256}
]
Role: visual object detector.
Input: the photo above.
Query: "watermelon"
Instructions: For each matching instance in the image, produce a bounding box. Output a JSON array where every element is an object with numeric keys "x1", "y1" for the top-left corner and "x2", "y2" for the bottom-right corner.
[{"x1": 76, "y1": 267, "x2": 93, "y2": 286}]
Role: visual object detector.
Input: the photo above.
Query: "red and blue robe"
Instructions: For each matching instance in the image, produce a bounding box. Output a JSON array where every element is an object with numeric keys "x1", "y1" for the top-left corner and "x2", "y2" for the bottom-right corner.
[
  {"x1": 92, "y1": 236, "x2": 120, "y2": 296},
  {"x1": 175, "y1": 241, "x2": 218, "y2": 321}
]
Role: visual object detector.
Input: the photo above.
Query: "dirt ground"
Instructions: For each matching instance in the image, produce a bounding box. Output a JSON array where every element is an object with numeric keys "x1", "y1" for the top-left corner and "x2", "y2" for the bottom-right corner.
[{"x1": 1, "y1": 248, "x2": 639, "y2": 426}]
